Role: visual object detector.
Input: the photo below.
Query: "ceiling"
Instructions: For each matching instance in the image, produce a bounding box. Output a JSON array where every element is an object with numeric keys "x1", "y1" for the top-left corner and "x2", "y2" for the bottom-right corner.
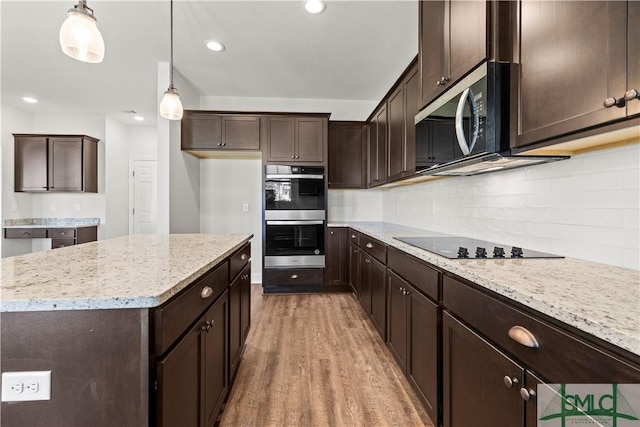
[{"x1": 1, "y1": 0, "x2": 418, "y2": 126}]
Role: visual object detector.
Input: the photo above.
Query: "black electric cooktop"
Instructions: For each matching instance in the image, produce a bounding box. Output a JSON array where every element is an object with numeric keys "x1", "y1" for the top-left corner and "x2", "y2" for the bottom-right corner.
[{"x1": 394, "y1": 236, "x2": 563, "y2": 259}]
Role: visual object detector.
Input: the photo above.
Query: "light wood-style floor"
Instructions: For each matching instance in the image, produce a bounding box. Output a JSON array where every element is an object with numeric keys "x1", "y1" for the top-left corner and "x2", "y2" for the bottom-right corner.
[{"x1": 220, "y1": 285, "x2": 434, "y2": 427}]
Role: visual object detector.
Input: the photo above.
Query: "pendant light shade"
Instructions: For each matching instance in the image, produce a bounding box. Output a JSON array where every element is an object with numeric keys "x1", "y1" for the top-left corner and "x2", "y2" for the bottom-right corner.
[
  {"x1": 160, "y1": 85, "x2": 183, "y2": 120},
  {"x1": 160, "y1": 0, "x2": 183, "y2": 120},
  {"x1": 59, "y1": 0, "x2": 105, "y2": 63}
]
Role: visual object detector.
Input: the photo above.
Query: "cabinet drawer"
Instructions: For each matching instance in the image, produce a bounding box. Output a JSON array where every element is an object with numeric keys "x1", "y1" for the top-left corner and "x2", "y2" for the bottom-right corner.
[
  {"x1": 230, "y1": 242, "x2": 251, "y2": 281},
  {"x1": 442, "y1": 275, "x2": 640, "y2": 383},
  {"x1": 48, "y1": 228, "x2": 76, "y2": 238},
  {"x1": 4, "y1": 228, "x2": 46, "y2": 238},
  {"x1": 51, "y1": 238, "x2": 75, "y2": 249},
  {"x1": 387, "y1": 246, "x2": 440, "y2": 301},
  {"x1": 153, "y1": 261, "x2": 229, "y2": 356},
  {"x1": 359, "y1": 235, "x2": 387, "y2": 264},
  {"x1": 265, "y1": 268, "x2": 323, "y2": 286}
]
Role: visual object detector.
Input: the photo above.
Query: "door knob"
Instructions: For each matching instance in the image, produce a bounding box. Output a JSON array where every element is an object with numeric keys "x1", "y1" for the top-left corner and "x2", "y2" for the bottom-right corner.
[
  {"x1": 520, "y1": 388, "x2": 536, "y2": 401},
  {"x1": 503, "y1": 376, "x2": 519, "y2": 388}
]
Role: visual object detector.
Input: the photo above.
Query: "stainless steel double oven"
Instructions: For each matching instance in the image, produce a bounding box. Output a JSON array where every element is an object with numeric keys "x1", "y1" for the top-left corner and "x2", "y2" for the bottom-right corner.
[{"x1": 263, "y1": 165, "x2": 326, "y2": 270}]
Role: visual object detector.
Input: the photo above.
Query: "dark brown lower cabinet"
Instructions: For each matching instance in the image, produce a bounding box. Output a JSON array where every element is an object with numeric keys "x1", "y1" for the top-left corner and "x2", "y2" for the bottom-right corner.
[
  {"x1": 387, "y1": 271, "x2": 440, "y2": 426},
  {"x1": 358, "y1": 252, "x2": 386, "y2": 339},
  {"x1": 442, "y1": 311, "x2": 523, "y2": 427},
  {"x1": 229, "y1": 263, "x2": 251, "y2": 383},
  {"x1": 325, "y1": 227, "x2": 349, "y2": 287},
  {"x1": 349, "y1": 243, "x2": 360, "y2": 296},
  {"x1": 156, "y1": 291, "x2": 229, "y2": 427}
]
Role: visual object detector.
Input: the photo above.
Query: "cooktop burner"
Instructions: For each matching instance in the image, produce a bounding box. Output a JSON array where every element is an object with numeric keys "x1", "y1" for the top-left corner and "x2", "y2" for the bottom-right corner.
[{"x1": 394, "y1": 236, "x2": 563, "y2": 259}]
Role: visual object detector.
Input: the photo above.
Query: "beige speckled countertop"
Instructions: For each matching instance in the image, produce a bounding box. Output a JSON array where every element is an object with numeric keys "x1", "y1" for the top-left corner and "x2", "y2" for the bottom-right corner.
[
  {"x1": 0, "y1": 234, "x2": 252, "y2": 312},
  {"x1": 329, "y1": 221, "x2": 640, "y2": 357}
]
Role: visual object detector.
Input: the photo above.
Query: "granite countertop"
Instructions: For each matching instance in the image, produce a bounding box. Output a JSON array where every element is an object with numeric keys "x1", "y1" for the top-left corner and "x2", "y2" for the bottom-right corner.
[
  {"x1": 3, "y1": 217, "x2": 100, "y2": 228},
  {"x1": 329, "y1": 221, "x2": 640, "y2": 357},
  {"x1": 1, "y1": 234, "x2": 252, "y2": 312}
]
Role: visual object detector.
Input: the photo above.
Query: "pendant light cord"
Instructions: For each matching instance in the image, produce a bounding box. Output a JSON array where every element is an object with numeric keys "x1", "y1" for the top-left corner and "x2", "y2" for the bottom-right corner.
[{"x1": 170, "y1": 0, "x2": 174, "y2": 87}]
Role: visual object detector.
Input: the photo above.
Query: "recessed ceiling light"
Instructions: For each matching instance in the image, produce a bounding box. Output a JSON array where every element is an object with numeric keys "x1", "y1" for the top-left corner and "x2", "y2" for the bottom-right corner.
[
  {"x1": 22, "y1": 96, "x2": 38, "y2": 104},
  {"x1": 133, "y1": 116, "x2": 144, "y2": 122},
  {"x1": 304, "y1": 0, "x2": 326, "y2": 14},
  {"x1": 206, "y1": 40, "x2": 225, "y2": 52}
]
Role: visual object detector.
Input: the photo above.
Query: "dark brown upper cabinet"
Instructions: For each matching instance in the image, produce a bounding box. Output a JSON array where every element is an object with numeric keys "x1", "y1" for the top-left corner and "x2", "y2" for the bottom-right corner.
[
  {"x1": 368, "y1": 104, "x2": 388, "y2": 187},
  {"x1": 388, "y1": 61, "x2": 419, "y2": 182},
  {"x1": 181, "y1": 111, "x2": 260, "y2": 151},
  {"x1": 514, "y1": 1, "x2": 639, "y2": 148},
  {"x1": 264, "y1": 115, "x2": 327, "y2": 164},
  {"x1": 328, "y1": 121, "x2": 367, "y2": 189},
  {"x1": 14, "y1": 134, "x2": 98, "y2": 193},
  {"x1": 419, "y1": 0, "x2": 488, "y2": 109}
]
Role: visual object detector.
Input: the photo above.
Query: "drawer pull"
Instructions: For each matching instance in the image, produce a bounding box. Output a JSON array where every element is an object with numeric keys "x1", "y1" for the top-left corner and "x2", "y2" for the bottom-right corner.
[
  {"x1": 520, "y1": 388, "x2": 536, "y2": 401},
  {"x1": 241, "y1": 253, "x2": 248, "y2": 261},
  {"x1": 508, "y1": 326, "x2": 539, "y2": 348},
  {"x1": 291, "y1": 274, "x2": 298, "y2": 279},
  {"x1": 22, "y1": 232, "x2": 31, "y2": 237},
  {"x1": 60, "y1": 231, "x2": 66, "y2": 236},
  {"x1": 351, "y1": 234, "x2": 356, "y2": 239},
  {"x1": 200, "y1": 286, "x2": 213, "y2": 299},
  {"x1": 503, "y1": 376, "x2": 519, "y2": 388},
  {"x1": 366, "y1": 243, "x2": 373, "y2": 249}
]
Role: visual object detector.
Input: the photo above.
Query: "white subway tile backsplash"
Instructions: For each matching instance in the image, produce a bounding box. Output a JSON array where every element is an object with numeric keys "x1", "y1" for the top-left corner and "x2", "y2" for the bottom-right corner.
[{"x1": 330, "y1": 144, "x2": 639, "y2": 269}]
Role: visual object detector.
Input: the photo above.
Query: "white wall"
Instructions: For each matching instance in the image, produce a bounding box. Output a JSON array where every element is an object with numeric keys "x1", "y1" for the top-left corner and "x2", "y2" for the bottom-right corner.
[
  {"x1": 330, "y1": 144, "x2": 640, "y2": 270},
  {"x1": 200, "y1": 159, "x2": 263, "y2": 282},
  {"x1": 129, "y1": 126, "x2": 158, "y2": 158},
  {"x1": 104, "y1": 117, "x2": 130, "y2": 238},
  {"x1": 200, "y1": 95, "x2": 377, "y2": 121}
]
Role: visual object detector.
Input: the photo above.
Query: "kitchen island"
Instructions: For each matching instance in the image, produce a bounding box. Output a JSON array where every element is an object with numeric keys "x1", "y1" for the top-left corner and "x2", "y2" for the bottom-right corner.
[{"x1": 1, "y1": 233, "x2": 252, "y2": 427}]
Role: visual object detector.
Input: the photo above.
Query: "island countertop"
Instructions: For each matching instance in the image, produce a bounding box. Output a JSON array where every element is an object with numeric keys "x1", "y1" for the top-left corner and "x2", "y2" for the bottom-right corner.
[
  {"x1": 329, "y1": 221, "x2": 640, "y2": 357},
  {"x1": 1, "y1": 234, "x2": 252, "y2": 312}
]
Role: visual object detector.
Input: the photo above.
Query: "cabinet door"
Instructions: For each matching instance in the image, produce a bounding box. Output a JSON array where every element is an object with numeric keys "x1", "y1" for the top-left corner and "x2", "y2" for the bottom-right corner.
[
  {"x1": 524, "y1": 371, "x2": 544, "y2": 427},
  {"x1": 368, "y1": 105, "x2": 387, "y2": 187},
  {"x1": 328, "y1": 122, "x2": 366, "y2": 188},
  {"x1": 325, "y1": 227, "x2": 349, "y2": 286},
  {"x1": 181, "y1": 113, "x2": 222, "y2": 150},
  {"x1": 419, "y1": 0, "x2": 446, "y2": 108},
  {"x1": 403, "y1": 64, "x2": 419, "y2": 177},
  {"x1": 295, "y1": 117, "x2": 324, "y2": 162},
  {"x1": 203, "y1": 293, "x2": 228, "y2": 427},
  {"x1": 222, "y1": 116, "x2": 260, "y2": 150},
  {"x1": 156, "y1": 320, "x2": 202, "y2": 427},
  {"x1": 408, "y1": 286, "x2": 439, "y2": 426},
  {"x1": 265, "y1": 117, "x2": 295, "y2": 162},
  {"x1": 229, "y1": 275, "x2": 242, "y2": 382},
  {"x1": 443, "y1": 312, "x2": 523, "y2": 427},
  {"x1": 358, "y1": 253, "x2": 372, "y2": 314},
  {"x1": 628, "y1": 1, "x2": 640, "y2": 117},
  {"x1": 82, "y1": 138, "x2": 98, "y2": 193},
  {"x1": 515, "y1": 1, "x2": 627, "y2": 147},
  {"x1": 349, "y1": 243, "x2": 360, "y2": 296},
  {"x1": 240, "y1": 265, "x2": 251, "y2": 345},
  {"x1": 387, "y1": 86, "x2": 405, "y2": 182},
  {"x1": 49, "y1": 137, "x2": 83, "y2": 191},
  {"x1": 369, "y1": 256, "x2": 387, "y2": 340},
  {"x1": 387, "y1": 271, "x2": 408, "y2": 373},
  {"x1": 14, "y1": 136, "x2": 48, "y2": 192},
  {"x1": 448, "y1": 0, "x2": 487, "y2": 87}
]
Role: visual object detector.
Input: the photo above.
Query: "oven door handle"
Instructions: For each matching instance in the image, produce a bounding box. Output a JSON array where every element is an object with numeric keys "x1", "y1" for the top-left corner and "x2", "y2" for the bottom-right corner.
[
  {"x1": 265, "y1": 174, "x2": 324, "y2": 180},
  {"x1": 266, "y1": 220, "x2": 324, "y2": 225}
]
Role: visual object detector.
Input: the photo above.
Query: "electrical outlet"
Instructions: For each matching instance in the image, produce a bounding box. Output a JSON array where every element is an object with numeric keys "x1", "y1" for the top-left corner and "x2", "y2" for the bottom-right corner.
[
  {"x1": 242, "y1": 203, "x2": 249, "y2": 212},
  {"x1": 75, "y1": 204, "x2": 81, "y2": 211},
  {"x1": 1, "y1": 371, "x2": 51, "y2": 402}
]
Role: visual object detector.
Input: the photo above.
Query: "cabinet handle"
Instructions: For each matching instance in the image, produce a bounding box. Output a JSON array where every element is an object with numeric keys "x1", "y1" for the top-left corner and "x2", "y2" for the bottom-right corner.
[
  {"x1": 624, "y1": 89, "x2": 639, "y2": 102},
  {"x1": 200, "y1": 286, "x2": 214, "y2": 299},
  {"x1": 295, "y1": 155, "x2": 299, "y2": 159},
  {"x1": 351, "y1": 234, "x2": 356, "y2": 239},
  {"x1": 508, "y1": 325, "x2": 539, "y2": 348},
  {"x1": 241, "y1": 253, "x2": 248, "y2": 261},
  {"x1": 366, "y1": 243, "x2": 373, "y2": 249},
  {"x1": 520, "y1": 388, "x2": 536, "y2": 401},
  {"x1": 291, "y1": 156, "x2": 295, "y2": 159},
  {"x1": 222, "y1": 143, "x2": 226, "y2": 146},
  {"x1": 365, "y1": 259, "x2": 371, "y2": 264},
  {"x1": 291, "y1": 274, "x2": 298, "y2": 279},
  {"x1": 22, "y1": 232, "x2": 31, "y2": 237},
  {"x1": 241, "y1": 274, "x2": 249, "y2": 280},
  {"x1": 201, "y1": 320, "x2": 211, "y2": 332},
  {"x1": 60, "y1": 231, "x2": 66, "y2": 236},
  {"x1": 603, "y1": 97, "x2": 625, "y2": 108},
  {"x1": 503, "y1": 376, "x2": 519, "y2": 388}
]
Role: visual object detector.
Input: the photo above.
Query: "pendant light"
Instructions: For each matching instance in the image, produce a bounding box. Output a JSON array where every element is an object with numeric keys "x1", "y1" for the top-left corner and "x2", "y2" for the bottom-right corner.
[
  {"x1": 59, "y1": 0, "x2": 105, "y2": 63},
  {"x1": 160, "y1": 0, "x2": 183, "y2": 120}
]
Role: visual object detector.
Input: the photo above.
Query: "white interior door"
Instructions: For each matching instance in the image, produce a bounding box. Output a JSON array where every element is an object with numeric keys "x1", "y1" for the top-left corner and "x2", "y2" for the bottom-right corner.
[{"x1": 131, "y1": 160, "x2": 158, "y2": 234}]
